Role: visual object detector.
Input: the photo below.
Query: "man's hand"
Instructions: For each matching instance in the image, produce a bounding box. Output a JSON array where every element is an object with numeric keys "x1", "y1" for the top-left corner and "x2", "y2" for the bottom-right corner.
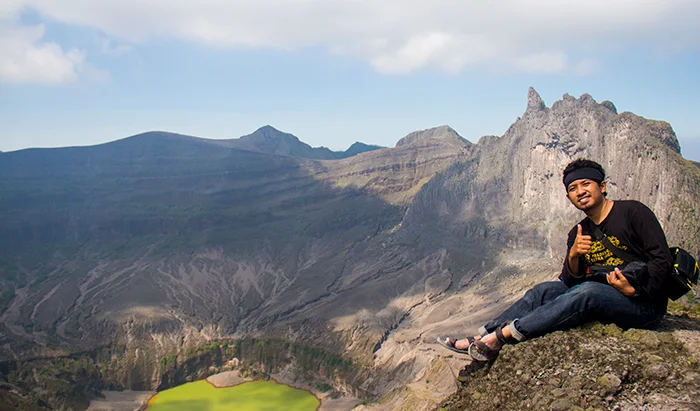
[
  {"x1": 569, "y1": 224, "x2": 592, "y2": 259},
  {"x1": 567, "y1": 224, "x2": 591, "y2": 275},
  {"x1": 607, "y1": 268, "x2": 636, "y2": 297}
]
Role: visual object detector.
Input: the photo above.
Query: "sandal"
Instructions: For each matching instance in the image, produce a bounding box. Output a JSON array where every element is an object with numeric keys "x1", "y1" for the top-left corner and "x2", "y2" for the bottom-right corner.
[
  {"x1": 467, "y1": 338, "x2": 500, "y2": 361},
  {"x1": 467, "y1": 324, "x2": 515, "y2": 361},
  {"x1": 436, "y1": 336, "x2": 477, "y2": 355}
]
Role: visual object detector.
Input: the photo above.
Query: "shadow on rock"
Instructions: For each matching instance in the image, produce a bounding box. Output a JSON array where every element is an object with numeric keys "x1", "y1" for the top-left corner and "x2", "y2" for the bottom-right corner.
[{"x1": 658, "y1": 313, "x2": 700, "y2": 332}]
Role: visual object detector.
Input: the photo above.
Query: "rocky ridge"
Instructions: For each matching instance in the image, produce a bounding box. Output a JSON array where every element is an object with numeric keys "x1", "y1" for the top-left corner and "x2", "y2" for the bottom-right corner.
[
  {"x1": 355, "y1": 89, "x2": 699, "y2": 409},
  {"x1": 226, "y1": 125, "x2": 383, "y2": 159},
  {"x1": 0, "y1": 89, "x2": 698, "y2": 410}
]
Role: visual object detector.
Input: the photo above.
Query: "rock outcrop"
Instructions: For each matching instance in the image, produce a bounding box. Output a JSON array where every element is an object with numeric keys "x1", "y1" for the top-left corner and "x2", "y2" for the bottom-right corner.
[{"x1": 439, "y1": 312, "x2": 700, "y2": 411}]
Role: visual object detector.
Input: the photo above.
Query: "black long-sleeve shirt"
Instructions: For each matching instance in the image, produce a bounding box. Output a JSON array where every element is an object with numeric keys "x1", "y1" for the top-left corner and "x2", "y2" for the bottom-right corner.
[{"x1": 559, "y1": 200, "x2": 673, "y2": 313}]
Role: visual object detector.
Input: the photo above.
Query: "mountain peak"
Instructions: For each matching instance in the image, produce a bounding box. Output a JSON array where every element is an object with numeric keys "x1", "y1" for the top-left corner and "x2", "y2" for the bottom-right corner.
[
  {"x1": 526, "y1": 87, "x2": 546, "y2": 112},
  {"x1": 345, "y1": 142, "x2": 384, "y2": 157},
  {"x1": 547, "y1": 93, "x2": 681, "y2": 154},
  {"x1": 243, "y1": 125, "x2": 299, "y2": 143},
  {"x1": 126, "y1": 130, "x2": 192, "y2": 140},
  {"x1": 233, "y1": 126, "x2": 382, "y2": 160},
  {"x1": 255, "y1": 125, "x2": 284, "y2": 135},
  {"x1": 110, "y1": 130, "x2": 208, "y2": 149},
  {"x1": 235, "y1": 126, "x2": 314, "y2": 158},
  {"x1": 396, "y1": 125, "x2": 470, "y2": 148}
]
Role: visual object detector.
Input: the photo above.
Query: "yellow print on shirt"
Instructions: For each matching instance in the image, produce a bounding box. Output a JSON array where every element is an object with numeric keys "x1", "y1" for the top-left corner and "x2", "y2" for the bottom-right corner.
[{"x1": 584, "y1": 235, "x2": 626, "y2": 266}]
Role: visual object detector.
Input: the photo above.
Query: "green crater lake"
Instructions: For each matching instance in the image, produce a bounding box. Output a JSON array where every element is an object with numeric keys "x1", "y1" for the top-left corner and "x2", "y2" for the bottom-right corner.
[{"x1": 147, "y1": 380, "x2": 320, "y2": 411}]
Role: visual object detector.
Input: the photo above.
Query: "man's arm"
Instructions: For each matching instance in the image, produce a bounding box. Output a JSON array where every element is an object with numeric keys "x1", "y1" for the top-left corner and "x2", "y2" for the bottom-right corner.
[
  {"x1": 559, "y1": 224, "x2": 590, "y2": 286},
  {"x1": 630, "y1": 203, "x2": 673, "y2": 299}
]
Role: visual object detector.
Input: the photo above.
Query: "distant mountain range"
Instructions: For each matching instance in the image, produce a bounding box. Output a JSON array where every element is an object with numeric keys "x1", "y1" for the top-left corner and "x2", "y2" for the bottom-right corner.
[
  {"x1": 228, "y1": 125, "x2": 384, "y2": 159},
  {"x1": 0, "y1": 125, "x2": 384, "y2": 160}
]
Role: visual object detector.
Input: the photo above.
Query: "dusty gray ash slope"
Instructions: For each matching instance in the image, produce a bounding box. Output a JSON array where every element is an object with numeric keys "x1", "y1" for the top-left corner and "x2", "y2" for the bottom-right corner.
[
  {"x1": 0, "y1": 123, "x2": 467, "y2": 397},
  {"x1": 0, "y1": 89, "x2": 698, "y2": 410}
]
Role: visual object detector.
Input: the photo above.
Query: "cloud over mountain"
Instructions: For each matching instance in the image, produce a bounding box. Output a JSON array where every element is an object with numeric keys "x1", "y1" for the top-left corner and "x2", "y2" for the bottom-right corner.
[
  {"x1": 0, "y1": 21, "x2": 83, "y2": 84},
  {"x1": 2, "y1": 0, "x2": 699, "y2": 83}
]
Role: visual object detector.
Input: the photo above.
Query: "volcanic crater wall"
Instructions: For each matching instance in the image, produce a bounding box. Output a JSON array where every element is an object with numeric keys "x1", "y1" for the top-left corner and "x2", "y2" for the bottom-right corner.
[{"x1": 0, "y1": 89, "x2": 698, "y2": 405}]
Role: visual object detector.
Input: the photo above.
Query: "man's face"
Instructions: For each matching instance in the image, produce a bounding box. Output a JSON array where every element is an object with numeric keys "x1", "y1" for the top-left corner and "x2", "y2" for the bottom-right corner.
[{"x1": 566, "y1": 178, "x2": 606, "y2": 211}]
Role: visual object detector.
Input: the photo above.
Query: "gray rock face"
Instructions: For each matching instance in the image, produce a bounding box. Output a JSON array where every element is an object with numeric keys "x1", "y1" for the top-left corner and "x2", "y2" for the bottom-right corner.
[
  {"x1": 526, "y1": 86, "x2": 546, "y2": 112},
  {"x1": 395, "y1": 125, "x2": 470, "y2": 149},
  {"x1": 405, "y1": 89, "x2": 698, "y2": 264}
]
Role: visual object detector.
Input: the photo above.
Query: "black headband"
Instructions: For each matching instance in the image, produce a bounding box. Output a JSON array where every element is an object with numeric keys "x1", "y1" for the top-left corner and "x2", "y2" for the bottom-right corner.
[{"x1": 563, "y1": 167, "x2": 604, "y2": 188}]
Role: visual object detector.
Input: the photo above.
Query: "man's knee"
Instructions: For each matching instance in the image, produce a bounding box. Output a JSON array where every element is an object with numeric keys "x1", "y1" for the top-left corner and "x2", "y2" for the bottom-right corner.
[
  {"x1": 570, "y1": 281, "x2": 608, "y2": 294},
  {"x1": 526, "y1": 281, "x2": 568, "y2": 302},
  {"x1": 566, "y1": 282, "x2": 612, "y2": 310}
]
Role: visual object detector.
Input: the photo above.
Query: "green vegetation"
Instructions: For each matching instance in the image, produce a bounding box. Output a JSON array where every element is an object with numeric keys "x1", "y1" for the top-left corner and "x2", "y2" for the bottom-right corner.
[
  {"x1": 668, "y1": 292, "x2": 700, "y2": 316},
  {"x1": 159, "y1": 354, "x2": 177, "y2": 369},
  {"x1": 148, "y1": 380, "x2": 319, "y2": 411},
  {"x1": 0, "y1": 331, "x2": 355, "y2": 409},
  {"x1": 290, "y1": 342, "x2": 353, "y2": 374},
  {"x1": 237, "y1": 339, "x2": 355, "y2": 381},
  {"x1": 0, "y1": 355, "x2": 104, "y2": 410},
  {"x1": 186, "y1": 341, "x2": 224, "y2": 356}
]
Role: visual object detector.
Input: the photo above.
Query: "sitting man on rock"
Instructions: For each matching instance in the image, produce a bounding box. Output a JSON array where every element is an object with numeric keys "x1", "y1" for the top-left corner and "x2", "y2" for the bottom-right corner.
[{"x1": 439, "y1": 158, "x2": 673, "y2": 361}]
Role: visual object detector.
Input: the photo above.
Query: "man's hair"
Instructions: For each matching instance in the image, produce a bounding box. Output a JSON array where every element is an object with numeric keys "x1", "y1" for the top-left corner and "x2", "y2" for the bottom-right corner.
[{"x1": 562, "y1": 159, "x2": 607, "y2": 196}]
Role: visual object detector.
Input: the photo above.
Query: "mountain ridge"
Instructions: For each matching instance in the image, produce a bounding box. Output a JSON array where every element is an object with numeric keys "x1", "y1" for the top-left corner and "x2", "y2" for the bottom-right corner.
[
  {"x1": 0, "y1": 88, "x2": 698, "y2": 410},
  {"x1": 1, "y1": 126, "x2": 384, "y2": 160},
  {"x1": 396, "y1": 125, "x2": 470, "y2": 148}
]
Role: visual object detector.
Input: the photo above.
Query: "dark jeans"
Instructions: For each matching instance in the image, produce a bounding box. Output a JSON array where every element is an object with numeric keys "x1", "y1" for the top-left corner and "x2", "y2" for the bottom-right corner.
[{"x1": 480, "y1": 281, "x2": 664, "y2": 341}]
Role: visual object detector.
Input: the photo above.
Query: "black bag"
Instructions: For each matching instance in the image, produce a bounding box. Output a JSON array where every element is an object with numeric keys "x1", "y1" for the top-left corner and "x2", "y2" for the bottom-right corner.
[
  {"x1": 666, "y1": 247, "x2": 699, "y2": 301},
  {"x1": 593, "y1": 228, "x2": 698, "y2": 301},
  {"x1": 585, "y1": 261, "x2": 647, "y2": 289}
]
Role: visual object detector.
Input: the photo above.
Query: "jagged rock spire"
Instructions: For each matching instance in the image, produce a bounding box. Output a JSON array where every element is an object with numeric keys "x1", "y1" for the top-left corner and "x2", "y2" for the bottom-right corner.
[{"x1": 527, "y1": 87, "x2": 546, "y2": 112}]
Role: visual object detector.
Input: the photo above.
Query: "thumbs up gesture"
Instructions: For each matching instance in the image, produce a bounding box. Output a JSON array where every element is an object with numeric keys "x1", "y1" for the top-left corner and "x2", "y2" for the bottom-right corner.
[{"x1": 569, "y1": 224, "x2": 592, "y2": 259}]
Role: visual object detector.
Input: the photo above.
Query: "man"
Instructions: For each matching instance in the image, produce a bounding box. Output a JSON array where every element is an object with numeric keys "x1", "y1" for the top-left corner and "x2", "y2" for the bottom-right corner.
[{"x1": 438, "y1": 158, "x2": 673, "y2": 361}]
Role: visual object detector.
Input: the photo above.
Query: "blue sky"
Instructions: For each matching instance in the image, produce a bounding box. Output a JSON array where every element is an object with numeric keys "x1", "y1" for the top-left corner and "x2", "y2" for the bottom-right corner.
[{"x1": 2, "y1": 1, "x2": 700, "y2": 161}]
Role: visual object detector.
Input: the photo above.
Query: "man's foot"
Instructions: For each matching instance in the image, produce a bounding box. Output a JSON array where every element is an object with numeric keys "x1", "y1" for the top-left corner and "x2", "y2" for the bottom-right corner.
[
  {"x1": 436, "y1": 335, "x2": 481, "y2": 355},
  {"x1": 468, "y1": 325, "x2": 513, "y2": 361}
]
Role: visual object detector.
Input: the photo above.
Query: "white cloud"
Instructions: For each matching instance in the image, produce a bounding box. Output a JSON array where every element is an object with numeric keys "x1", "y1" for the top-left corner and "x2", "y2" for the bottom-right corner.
[
  {"x1": 0, "y1": 22, "x2": 84, "y2": 85},
  {"x1": 97, "y1": 37, "x2": 132, "y2": 56},
  {"x1": 371, "y1": 33, "x2": 498, "y2": 74},
  {"x1": 371, "y1": 32, "x2": 453, "y2": 74},
  {"x1": 573, "y1": 58, "x2": 600, "y2": 76},
  {"x1": 512, "y1": 51, "x2": 568, "y2": 74},
  {"x1": 3, "y1": 0, "x2": 700, "y2": 75}
]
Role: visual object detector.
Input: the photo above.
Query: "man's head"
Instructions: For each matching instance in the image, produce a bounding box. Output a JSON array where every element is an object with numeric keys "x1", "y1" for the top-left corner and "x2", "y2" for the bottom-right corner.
[{"x1": 562, "y1": 159, "x2": 607, "y2": 211}]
